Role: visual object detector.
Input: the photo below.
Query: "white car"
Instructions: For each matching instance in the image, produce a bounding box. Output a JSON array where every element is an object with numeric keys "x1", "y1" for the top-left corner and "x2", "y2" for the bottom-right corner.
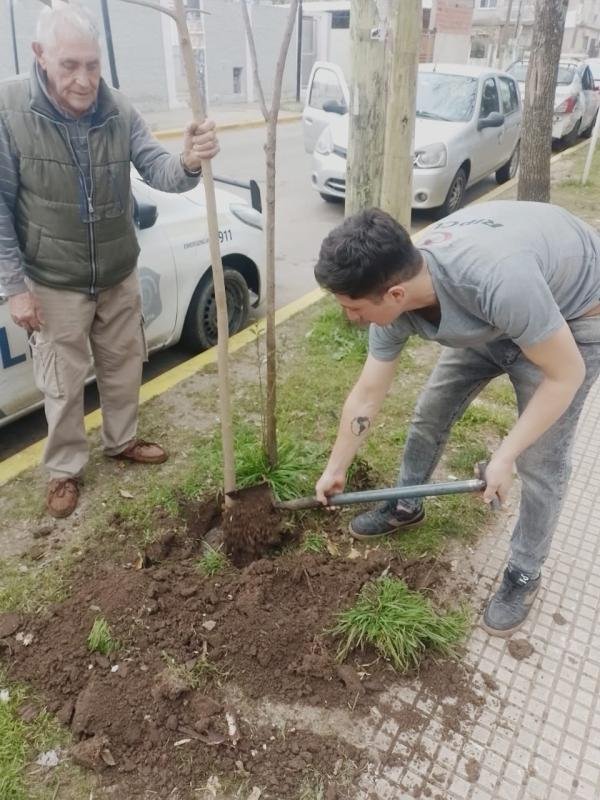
[
  {"x1": 302, "y1": 61, "x2": 522, "y2": 218},
  {"x1": 0, "y1": 174, "x2": 265, "y2": 428},
  {"x1": 508, "y1": 59, "x2": 599, "y2": 145}
]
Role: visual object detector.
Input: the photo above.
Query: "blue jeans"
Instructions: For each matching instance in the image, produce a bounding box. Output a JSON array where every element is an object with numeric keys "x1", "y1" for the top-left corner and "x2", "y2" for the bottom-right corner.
[{"x1": 398, "y1": 316, "x2": 600, "y2": 576}]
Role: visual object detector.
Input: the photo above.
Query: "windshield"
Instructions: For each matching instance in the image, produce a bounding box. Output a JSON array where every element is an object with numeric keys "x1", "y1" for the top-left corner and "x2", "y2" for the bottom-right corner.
[
  {"x1": 509, "y1": 62, "x2": 576, "y2": 85},
  {"x1": 416, "y1": 72, "x2": 478, "y2": 122}
]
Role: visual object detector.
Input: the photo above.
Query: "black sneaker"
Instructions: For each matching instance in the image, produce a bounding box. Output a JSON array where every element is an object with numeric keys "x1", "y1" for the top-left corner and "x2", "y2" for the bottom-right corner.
[
  {"x1": 349, "y1": 500, "x2": 425, "y2": 540},
  {"x1": 482, "y1": 567, "x2": 541, "y2": 638}
]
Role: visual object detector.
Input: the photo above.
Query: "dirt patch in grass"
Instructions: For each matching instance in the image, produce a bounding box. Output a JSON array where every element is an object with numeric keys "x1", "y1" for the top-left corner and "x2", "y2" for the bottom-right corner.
[{"x1": 1, "y1": 497, "x2": 492, "y2": 799}]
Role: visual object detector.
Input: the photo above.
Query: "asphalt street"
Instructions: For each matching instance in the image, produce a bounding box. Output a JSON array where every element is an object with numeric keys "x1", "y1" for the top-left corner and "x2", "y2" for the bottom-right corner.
[{"x1": 0, "y1": 121, "x2": 496, "y2": 459}]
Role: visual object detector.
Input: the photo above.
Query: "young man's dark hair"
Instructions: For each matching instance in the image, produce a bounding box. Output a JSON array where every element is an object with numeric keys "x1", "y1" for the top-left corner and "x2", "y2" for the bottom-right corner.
[{"x1": 314, "y1": 208, "x2": 422, "y2": 298}]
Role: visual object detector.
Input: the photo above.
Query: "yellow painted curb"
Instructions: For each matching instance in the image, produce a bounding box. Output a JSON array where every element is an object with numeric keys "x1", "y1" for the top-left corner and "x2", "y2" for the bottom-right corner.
[
  {"x1": 154, "y1": 114, "x2": 302, "y2": 141},
  {"x1": 0, "y1": 288, "x2": 324, "y2": 487}
]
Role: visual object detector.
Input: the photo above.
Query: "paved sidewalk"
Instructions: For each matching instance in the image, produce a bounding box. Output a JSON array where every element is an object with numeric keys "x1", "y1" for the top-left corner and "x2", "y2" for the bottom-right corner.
[
  {"x1": 142, "y1": 101, "x2": 303, "y2": 136},
  {"x1": 352, "y1": 381, "x2": 600, "y2": 799}
]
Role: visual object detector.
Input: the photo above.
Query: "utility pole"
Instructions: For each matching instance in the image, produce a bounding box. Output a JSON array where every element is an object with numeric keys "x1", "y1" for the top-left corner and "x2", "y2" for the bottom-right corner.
[
  {"x1": 346, "y1": 0, "x2": 389, "y2": 215},
  {"x1": 380, "y1": 0, "x2": 420, "y2": 228},
  {"x1": 346, "y1": 0, "x2": 420, "y2": 227}
]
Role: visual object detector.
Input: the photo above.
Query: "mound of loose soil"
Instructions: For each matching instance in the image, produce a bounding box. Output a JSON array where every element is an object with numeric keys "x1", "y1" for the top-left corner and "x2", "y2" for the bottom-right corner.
[{"x1": 1, "y1": 493, "x2": 489, "y2": 799}]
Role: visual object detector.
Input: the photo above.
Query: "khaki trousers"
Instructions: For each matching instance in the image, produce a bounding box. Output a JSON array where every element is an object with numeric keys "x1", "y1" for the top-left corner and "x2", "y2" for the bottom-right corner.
[{"x1": 28, "y1": 271, "x2": 147, "y2": 479}]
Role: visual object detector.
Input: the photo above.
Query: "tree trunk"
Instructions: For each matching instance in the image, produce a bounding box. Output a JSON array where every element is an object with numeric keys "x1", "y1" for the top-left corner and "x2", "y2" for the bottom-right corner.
[
  {"x1": 121, "y1": 0, "x2": 236, "y2": 496},
  {"x1": 346, "y1": 0, "x2": 388, "y2": 215},
  {"x1": 380, "y1": 1, "x2": 420, "y2": 228},
  {"x1": 241, "y1": 0, "x2": 299, "y2": 468},
  {"x1": 517, "y1": 0, "x2": 568, "y2": 202}
]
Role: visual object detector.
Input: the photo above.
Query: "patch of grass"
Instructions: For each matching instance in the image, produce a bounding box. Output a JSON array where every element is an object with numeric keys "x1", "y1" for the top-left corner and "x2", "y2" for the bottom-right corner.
[
  {"x1": 480, "y1": 376, "x2": 516, "y2": 409},
  {"x1": 388, "y1": 494, "x2": 488, "y2": 558},
  {"x1": 0, "y1": 671, "x2": 94, "y2": 800},
  {"x1": 306, "y1": 305, "x2": 369, "y2": 363},
  {"x1": 162, "y1": 653, "x2": 221, "y2": 689},
  {"x1": 0, "y1": 684, "x2": 27, "y2": 800},
  {"x1": 197, "y1": 545, "x2": 228, "y2": 576},
  {"x1": 301, "y1": 531, "x2": 327, "y2": 554},
  {"x1": 200, "y1": 424, "x2": 324, "y2": 503},
  {"x1": 297, "y1": 773, "x2": 326, "y2": 800},
  {"x1": 0, "y1": 557, "x2": 70, "y2": 615},
  {"x1": 112, "y1": 482, "x2": 180, "y2": 543},
  {"x1": 87, "y1": 617, "x2": 118, "y2": 656},
  {"x1": 329, "y1": 577, "x2": 470, "y2": 672}
]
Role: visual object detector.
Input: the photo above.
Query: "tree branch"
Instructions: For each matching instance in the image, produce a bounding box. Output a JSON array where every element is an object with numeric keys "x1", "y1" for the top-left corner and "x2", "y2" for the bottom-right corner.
[
  {"x1": 119, "y1": 0, "x2": 177, "y2": 21},
  {"x1": 240, "y1": 0, "x2": 269, "y2": 121}
]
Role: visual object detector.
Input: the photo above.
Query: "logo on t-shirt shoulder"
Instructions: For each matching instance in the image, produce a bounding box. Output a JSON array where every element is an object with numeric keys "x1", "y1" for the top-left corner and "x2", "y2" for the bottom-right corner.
[{"x1": 419, "y1": 231, "x2": 454, "y2": 248}]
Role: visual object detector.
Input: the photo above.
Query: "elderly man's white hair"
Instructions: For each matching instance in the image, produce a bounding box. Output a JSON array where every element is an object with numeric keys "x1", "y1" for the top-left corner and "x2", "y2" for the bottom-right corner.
[{"x1": 36, "y1": 3, "x2": 100, "y2": 48}]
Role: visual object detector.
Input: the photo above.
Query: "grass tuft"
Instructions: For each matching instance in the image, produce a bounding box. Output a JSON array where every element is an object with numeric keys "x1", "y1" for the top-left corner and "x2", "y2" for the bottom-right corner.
[
  {"x1": 228, "y1": 426, "x2": 323, "y2": 502},
  {"x1": 301, "y1": 531, "x2": 327, "y2": 554},
  {"x1": 0, "y1": 684, "x2": 27, "y2": 800},
  {"x1": 197, "y1": 546, "x2": 228, "y2": 576},
  {"x1": 306, "y1": 305, "x2": 369, "y2": 362},
  {"x1": 87, "y1": 617, "x2": 118, "y2": 656},
  {"x1": 329, "y1": 577, "x2": 470, "y2": 672}
]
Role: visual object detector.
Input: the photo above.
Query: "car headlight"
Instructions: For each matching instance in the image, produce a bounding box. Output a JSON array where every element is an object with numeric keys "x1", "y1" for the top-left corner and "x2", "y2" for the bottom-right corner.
[
  {"x1": 229, "y1": 203, "x2": 263, "y2": 230},
  {"x1": 413, "y1": 143, "x2": 447, "y2": 169},
  {"x1": 315, "y1": 127, "x2": 334, "y2": 156}
]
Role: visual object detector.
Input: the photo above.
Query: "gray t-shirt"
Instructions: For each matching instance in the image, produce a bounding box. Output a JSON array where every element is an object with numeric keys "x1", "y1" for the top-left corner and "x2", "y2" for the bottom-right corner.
[{"x1": 369, "y1": 201, "x2": 600, "y2": 361}]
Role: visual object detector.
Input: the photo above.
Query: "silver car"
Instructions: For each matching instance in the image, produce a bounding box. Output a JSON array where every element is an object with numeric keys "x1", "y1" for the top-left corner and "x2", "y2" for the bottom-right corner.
[
  {"x1": 508, "y1": 59, "x2": 599, "y2": 146},
  {"x1": 302, "y1": 62, "x2": 522, "y2": 218}
]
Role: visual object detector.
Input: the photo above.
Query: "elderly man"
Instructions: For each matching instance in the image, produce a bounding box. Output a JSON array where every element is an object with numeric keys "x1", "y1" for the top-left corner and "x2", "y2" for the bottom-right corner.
[{"x1": 0, "y1": 4, "x2": 219, "y2": 518}]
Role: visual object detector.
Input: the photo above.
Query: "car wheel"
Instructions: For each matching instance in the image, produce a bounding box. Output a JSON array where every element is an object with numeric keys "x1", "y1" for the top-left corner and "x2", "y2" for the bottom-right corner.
[
  {"x1": 582, "y1": 112, "x2": 597, "y2": 139},
  {"x1": 181, "y1": 269, "x2": 250, "y2": 352},
  {"x1": 563, "y1": 118, "x2": 581, "y2": 147},
  {"x1": 433, "y1": 166, "x2": 467, "y2": 219},
  {"x1": 495, "y1": 142, "x2": 520, "y2": 184},
  {"x1": 320, "y1": 192, "x2": 345, "y2": 204}
]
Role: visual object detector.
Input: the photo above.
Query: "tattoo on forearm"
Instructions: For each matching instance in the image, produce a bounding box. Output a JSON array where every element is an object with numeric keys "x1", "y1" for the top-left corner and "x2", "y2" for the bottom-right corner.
[{"x1": 351, "y1": 416, "x2": 371, "y2": 437}]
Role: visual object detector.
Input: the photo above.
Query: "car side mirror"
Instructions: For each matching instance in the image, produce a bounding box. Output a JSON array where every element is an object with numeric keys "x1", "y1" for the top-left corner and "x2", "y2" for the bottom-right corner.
[
  {"x1": 322, "y1": 99, "x2": 348, "y2": 115},
  {"x1": 133, "y1": 196, "x2": 158, "y2": 229},
  {"x1": 477, "y1": 111, "x2": 505, "y2": 130}
]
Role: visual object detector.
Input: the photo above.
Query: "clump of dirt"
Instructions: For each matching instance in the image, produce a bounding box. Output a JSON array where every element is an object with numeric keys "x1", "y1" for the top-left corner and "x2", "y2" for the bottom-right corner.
[
  {"x1": 1, "y1": 490, "x2": 491, "y2": 798},
  {"x1": 346, "y1": 457, "x2": 382, "y2": 492},
  {"x1": 507, "y1": 639, "x2": 535, "y2": 661},
  {"x1": 222, "y1": 484, "x2": 287, "y2": 566},
  {"x1": 465, "y1": 757, "x2": 481, "y2": 782},
  {"x1": 552, "y1": 612, "x2": 567, "y2": 625},
  {"x1": 417, "y1": 658, "x2": 486, "y2": 734}
]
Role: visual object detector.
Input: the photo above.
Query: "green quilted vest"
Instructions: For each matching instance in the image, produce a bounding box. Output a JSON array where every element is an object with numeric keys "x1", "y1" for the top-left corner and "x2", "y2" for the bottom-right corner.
[{"x1": 0, "y1": 72, "x2": 140, "y2": 294}]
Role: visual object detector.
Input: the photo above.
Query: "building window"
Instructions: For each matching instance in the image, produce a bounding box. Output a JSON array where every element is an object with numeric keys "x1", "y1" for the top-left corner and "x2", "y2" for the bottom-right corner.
[
  {"x1": 470, "y1": 39, "x2": 487, "y2": 59},
  {"x1": 478, "y1": 0, "x2": 497, "y2": 8},
  {"x1": 233, "y1": 67, "x2": 243, "y2": 95},
  {"x1": 331, "y1": 10, "x2": 350, "y2": 29}
]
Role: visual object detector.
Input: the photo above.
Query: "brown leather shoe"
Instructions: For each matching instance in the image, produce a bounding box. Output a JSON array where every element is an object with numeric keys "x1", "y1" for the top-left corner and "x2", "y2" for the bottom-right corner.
[
  {"x1": 112, "y1": 440, "x2": 168, "y2": 465},
  {"x1": 47, "y1": 478, "x2": 80, "y2": 519}
]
